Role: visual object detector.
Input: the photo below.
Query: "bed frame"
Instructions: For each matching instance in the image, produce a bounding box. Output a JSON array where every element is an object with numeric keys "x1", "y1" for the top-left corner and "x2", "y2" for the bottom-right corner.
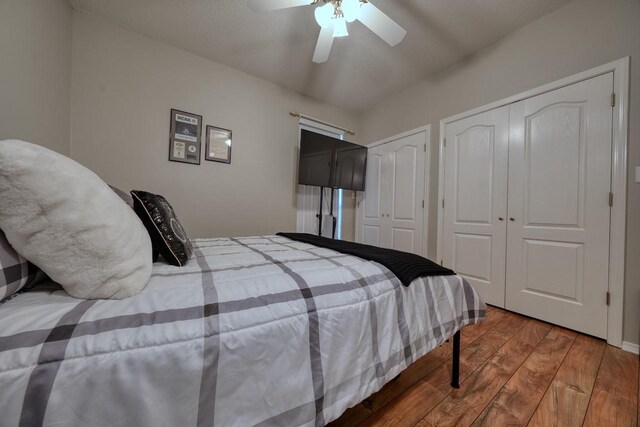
[{"x1": 451, "y1": 330, "x2": 460, "y2": 388}]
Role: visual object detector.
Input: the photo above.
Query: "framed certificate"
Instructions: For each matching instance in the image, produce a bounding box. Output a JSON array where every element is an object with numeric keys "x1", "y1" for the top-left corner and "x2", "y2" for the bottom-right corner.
[
  {"x1": 169, "y1": 109, "x2": 202, "y2": 165},
  {"x1": 205, "y1": 125, "x2": 232, "y2": 164}
]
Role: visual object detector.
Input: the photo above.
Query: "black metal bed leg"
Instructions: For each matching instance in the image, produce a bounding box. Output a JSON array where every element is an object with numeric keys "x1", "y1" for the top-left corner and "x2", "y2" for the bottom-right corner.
[{"x1": 450, "y1": 330, "x2": 460, "y2": 389}]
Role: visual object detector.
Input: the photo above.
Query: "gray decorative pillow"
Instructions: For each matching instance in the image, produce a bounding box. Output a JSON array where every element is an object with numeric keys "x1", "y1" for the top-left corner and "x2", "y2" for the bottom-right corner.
[{"x1": 0, "y1": 229, "x2": 44, "y2": 302}]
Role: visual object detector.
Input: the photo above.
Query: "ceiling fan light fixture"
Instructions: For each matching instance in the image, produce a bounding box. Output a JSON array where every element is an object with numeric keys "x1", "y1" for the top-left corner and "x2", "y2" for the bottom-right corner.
[
  {"x1": 314, "y1": 3, "x2": 334, "y2": 28},
  {"x1": 342, "y1": 0, "x2": 360, "y2": 23},
  {"x1": 248, "y1": 0, "x2": 406, "y2": 63},
  {"x1": 332, "y1": 17, "x2": 348, "y2": 37}
]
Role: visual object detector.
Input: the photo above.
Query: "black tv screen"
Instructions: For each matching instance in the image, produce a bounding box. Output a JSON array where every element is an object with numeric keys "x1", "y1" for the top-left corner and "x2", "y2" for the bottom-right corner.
[
  {"x1": 298, "y1": 130, "x2": 367, "y2": 191},
  {"x1": 298, "y1": 130, "x2": 335, "y2": 187},
  {"x1": 334, "y1": 144, "x2": 367, "y2": 191}
]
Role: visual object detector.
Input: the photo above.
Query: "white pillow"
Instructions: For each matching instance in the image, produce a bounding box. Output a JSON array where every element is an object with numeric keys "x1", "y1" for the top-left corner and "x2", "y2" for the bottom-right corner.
[{"x1": 0, "y1": 140, "x2": 152, "y2": 299}]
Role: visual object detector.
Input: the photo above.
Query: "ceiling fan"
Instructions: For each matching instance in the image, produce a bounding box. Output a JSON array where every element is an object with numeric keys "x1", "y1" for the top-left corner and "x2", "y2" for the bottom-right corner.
[{"x1": 247, "y1": 0, "x2": 407, "y2": 63}]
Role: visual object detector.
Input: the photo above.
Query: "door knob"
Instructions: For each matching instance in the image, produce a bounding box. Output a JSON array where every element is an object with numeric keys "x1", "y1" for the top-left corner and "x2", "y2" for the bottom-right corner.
[
  {"x1": 498, "y1": 217, "x2": 504, "y2": 221},
  {"x1": 509, "y1": 217, "x2": 515, "y2": 221}
]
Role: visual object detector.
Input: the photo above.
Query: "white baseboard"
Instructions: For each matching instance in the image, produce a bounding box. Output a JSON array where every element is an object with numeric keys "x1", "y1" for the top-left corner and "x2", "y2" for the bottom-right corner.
[{"x1": 621, "y1": 341, "x2": 639, "y2": 355}]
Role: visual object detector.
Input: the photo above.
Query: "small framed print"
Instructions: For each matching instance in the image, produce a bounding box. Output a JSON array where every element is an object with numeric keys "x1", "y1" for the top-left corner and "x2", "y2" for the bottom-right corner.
[
  {"x1": 205, "y1": 125, "x2": 232, "y2": 164},
  {"x1": 169, "y1": 109, "x2": 202, "y2": 165}
]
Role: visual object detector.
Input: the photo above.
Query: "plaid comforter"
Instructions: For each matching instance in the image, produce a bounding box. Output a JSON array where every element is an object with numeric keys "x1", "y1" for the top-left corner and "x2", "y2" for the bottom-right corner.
[{"x1": 0, "y1": 236, "x2": 485, "y2": 427}]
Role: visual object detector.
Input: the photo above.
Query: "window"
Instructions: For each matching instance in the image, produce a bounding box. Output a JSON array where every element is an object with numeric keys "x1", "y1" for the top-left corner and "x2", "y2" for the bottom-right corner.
[{"x1": 297, "y1": 119, "x2": 346, "y2": 239}]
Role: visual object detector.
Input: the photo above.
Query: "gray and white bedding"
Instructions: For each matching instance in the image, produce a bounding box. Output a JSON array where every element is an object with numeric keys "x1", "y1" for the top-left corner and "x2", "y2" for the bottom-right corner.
[{"x1": 0, "y1": 235, "x2": 485, "y2": 427}]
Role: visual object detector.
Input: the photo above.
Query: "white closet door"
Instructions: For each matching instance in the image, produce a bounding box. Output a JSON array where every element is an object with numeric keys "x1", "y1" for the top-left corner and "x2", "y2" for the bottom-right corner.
[
  {"x1": 443, "y1": 106, "x2": 509, "y2": 306},
  {"x1": 359, "y1": 144, "x2": 385, "y2": 246},
  {"x1": 384, "y1": 132, "x2": 425, "y2": 254},
  {"x1": 357, "y1": 130, "x2": 426, "y2": 254},
  {"x1": 505, "y1": 73, "x2": 613, "y2": 338}
]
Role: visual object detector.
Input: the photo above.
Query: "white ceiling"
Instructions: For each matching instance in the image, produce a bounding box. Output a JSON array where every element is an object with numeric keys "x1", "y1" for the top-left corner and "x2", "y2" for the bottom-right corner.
[{"x1": 68, "y1": 0, "x2": 573, "y2": 112}]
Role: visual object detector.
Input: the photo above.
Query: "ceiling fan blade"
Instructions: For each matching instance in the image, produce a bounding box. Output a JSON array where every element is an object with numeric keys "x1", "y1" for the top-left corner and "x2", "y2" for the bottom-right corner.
[
  {"x1": 247, "y1": 0, "x2": 313, "y2": 12},
  {"x1": 312, "y1": 25, "x2": 334, "y2": 63},
  {"x1": 358, "y1": 1, "x2": 407, "y2": 46}
]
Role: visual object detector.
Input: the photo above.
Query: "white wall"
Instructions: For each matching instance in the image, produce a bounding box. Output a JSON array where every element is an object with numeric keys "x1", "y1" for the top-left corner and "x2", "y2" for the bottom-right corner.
[
  {"x1": 70, "y1": 11, "x2": 360, "y2": 240},
  {"x1": 360, "y1": 0, "x2": 640, "y2": 345},
  {"x1": 0, "y1": 0, "x2": 72, "y2": 154}
]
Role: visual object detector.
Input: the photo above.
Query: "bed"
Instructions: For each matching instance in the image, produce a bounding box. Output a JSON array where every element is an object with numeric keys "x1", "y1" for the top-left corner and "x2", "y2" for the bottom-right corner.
[{"x1": 0, "y1": 235, "x2": 485, "y2": 427}]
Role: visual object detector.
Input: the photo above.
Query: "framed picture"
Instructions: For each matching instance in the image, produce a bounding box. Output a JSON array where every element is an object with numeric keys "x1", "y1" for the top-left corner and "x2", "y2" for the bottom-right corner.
[
  {"x1": 205, "y1": 125, "x2": 232, "y2": 164},
  {"x1": 169, "y1": 109, "x2": 202, "y2": 165}
]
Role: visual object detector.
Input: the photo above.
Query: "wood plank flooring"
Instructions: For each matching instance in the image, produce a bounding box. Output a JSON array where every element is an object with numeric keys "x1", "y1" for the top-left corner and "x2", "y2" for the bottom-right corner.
[{"x1": 329, "y1": 306, "x2": 639, "y2": 427}]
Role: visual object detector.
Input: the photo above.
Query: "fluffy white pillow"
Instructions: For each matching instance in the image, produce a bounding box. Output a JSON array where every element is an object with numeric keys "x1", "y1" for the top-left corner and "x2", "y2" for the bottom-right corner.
[{"x1": 0, "y1": 140, "x2": 152, "y2": 299}]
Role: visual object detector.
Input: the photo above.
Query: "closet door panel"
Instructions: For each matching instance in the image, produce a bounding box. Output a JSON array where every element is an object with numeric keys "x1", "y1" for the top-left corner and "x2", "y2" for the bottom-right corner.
[
  {"x1": 453, "y1": 233, "x2": 492, "y2": 283},
  {"x1": 392, "y1": 229, "x2": 415, "y2": 253},
  {"x1": 443, "y1": 106, "x2": 509, "y2": 307},
  {"x1": 357, "y1": 130, "x2": 426, "y2": 255},
  {"x1": 392, "y1": 144, "x2": 418, "y2": 220},
  {"x1": 362, "y1": 226, "x2": 381, "y2": 247},
  {"x1": 386, "y1": 132, "x2": 425, "y2": 255},
  {"x1": 455, "y1": 126, "x2": 495, "y2": 224},
  {"x1": 525, "y1": 104, "x2": 583, "y2": 227},
  {"x1": 505, "y1": 72, "x2": 613, "y2": 338},
  {"x1": 360, "y1": 146, "x2": 384, "y2": 247}
]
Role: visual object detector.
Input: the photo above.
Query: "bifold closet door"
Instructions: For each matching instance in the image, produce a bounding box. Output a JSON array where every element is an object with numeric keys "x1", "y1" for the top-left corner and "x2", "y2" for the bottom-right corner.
[
  {"x1": 383, "y1": 133, "x2": 425, "y2": 254},
  {"x1": 505, "y1": 73, "x2": 613, "y2": 338},
  {"x1": 358, "y1": 131, "x2": 426, "y2": 255},
  {"x1": 442, "y1": 107, "x2": 509, "y2": 307},
  {"x1": 360, "y1": 144, "x2": 385, "y2": 247}
]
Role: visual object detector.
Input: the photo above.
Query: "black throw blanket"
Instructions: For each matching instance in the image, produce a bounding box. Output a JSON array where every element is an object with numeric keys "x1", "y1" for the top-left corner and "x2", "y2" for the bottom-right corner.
[{"x1": 277, "y1": 233, "x2": 455, "y2": 286}]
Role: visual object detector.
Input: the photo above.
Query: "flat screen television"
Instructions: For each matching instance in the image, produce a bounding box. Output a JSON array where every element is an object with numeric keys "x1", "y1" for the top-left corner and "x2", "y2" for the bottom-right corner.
[{"x1": 298, "y1": 130, "x2": 367, "y2": 191}]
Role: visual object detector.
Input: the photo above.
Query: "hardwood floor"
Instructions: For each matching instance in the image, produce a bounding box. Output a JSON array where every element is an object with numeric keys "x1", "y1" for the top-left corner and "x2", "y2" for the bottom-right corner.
[{"x1": 329, "y1": 306, "x2": 639, "y2": 427}]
